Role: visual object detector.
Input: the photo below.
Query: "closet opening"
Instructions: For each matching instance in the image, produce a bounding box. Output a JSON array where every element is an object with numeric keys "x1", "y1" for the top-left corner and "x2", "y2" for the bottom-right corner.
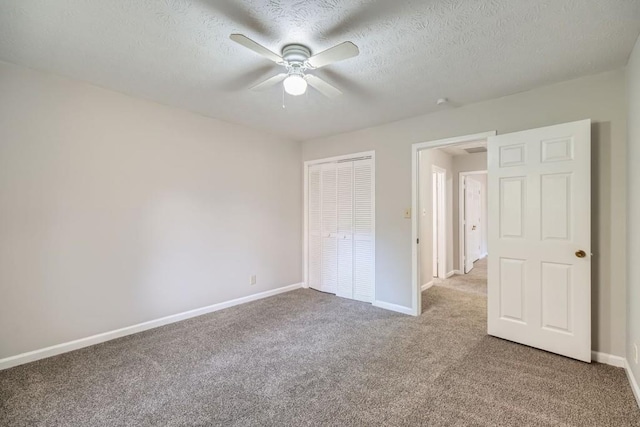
[{"x1": 303, "y1": 151, "x2": 375, "y2": 304}]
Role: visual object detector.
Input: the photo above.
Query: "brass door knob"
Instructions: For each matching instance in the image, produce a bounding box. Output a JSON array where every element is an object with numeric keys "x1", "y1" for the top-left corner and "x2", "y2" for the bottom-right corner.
[{"x1": 575, "y1": 250, "x2": 586, "y2": 258}]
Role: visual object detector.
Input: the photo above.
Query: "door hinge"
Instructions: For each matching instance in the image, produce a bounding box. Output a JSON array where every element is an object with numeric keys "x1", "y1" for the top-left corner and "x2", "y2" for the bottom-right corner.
[{"x1": 417, "y1": 238, "x2": 419, "y2": 244}]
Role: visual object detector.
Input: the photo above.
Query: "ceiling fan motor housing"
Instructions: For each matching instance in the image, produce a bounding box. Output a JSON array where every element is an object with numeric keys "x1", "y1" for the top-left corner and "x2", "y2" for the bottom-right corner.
[{"x1": 282, "y1": 44, "x2": 311, "y2": 66}]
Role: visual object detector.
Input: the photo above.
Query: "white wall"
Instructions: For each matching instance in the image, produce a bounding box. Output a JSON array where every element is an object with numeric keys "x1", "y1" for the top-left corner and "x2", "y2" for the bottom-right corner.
[
  {"x1": 626, "y1": 35, "x2": 640, "y2": 389},
  {"x1": 452, "y1": 153, "x2": 488, "y2": 270},
  {"x1": 418, "y1": 149, "x2": 453, "y2": 285},
  {"x1": 302, "y1": 69, "x2": 627, "y2": 357},
  {"x1": 0, "y1": 61, "x2": 302, "y2": 360}
]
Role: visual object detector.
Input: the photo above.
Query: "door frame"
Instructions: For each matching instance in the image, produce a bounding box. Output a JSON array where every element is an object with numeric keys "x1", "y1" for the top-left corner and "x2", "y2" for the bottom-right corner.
[
  {"x1": 411, "y1": 132, "x2": 496, "y2": 316},
  {"x1": 432, "y1": 166, "x2": 447, "y2": 280},
  {"x1": 459, "y1": 170, "x2": 487, "y2": 274},
  {"x1": 303, "y1": 151, "x2": 376, "y2": 298}
]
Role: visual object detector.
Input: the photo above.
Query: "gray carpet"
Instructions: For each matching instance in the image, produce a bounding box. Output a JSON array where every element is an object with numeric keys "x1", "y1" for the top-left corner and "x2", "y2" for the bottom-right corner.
[
  {"x1": 1, "y1": 285, "x2": 638, "y2": 426},
  {"x1": 434, "y1": 256, "x2": 488, "y2": 295}
]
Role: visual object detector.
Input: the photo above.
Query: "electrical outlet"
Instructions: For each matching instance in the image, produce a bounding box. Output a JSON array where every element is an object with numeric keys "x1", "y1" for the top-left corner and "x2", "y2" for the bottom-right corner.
[
  {"x1": 635, "y1": 343, "x2": 638, "y2": 364},
  {"x1": 249, "y1": 275, "x2": 257, "y2": 286}
]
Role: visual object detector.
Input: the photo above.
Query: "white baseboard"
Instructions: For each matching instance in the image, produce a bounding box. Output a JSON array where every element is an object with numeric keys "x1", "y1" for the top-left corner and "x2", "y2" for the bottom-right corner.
[
  {"x1": 591, "y1": 351, "x2": 639, "y2": 409},
  {"x1": 0, "y1": 282, "x2": 304, "y2": 371},
  {"x1": 626, "y1": 359, "x2": 640, "y2": 409},
  {"x1": 591, "y1": 351, "x2": 626, "y2": 368},
  {"x1": 446, "y1": 270, "x2": 457, "y2": 278},
  {"x1": 372, "y1": 300, "x2": 413, "y2": 315},
  {"x1": 421, "y1": 281, "x2": 434, "y2": 291}
]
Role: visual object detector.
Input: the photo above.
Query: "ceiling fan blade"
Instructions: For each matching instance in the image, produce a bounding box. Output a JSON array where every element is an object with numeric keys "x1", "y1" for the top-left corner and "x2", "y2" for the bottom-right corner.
[
  {"x1": 305, "y1": 75, "x2": 343, "y2": 98},
  {"x1": 200, "y1": 1, "x2": 273, "y2": 39},
  {"x1": 251, "y1": 73, "x2": 287, "y2": 91},
  {"x1": 316, "y1": 69, "x2": 373, "y2": 101},
  {"x1": 230, "y1": 34, "x2": 283, "y2": 64},
  {"x1": 323, "y1": 1, "x2": 404, "y2": 39},
  {"x1": 220, "y1": 64, "x2": 277, "y2": 91},
  {"x1": 307, "y1": 42, "x2": 359, "y2": 69}
]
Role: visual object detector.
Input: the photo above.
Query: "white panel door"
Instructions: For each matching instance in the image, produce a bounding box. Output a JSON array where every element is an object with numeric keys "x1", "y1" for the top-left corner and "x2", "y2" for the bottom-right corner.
[
  {"x1": 336, "y1": 162, "x2": 354, "y2": 299},
  {"x1": 320, "y1": 163, "x2": 338, "y2": 294},
  {"x1": 488, "y1": 119, "x2": 591, "y2": 362},
  {"x1": 353, "y1": 159, "x2": 374, "y2": 302},
  {"x1": 465, "y1": 177, "x2": 482, "y2": 273}
]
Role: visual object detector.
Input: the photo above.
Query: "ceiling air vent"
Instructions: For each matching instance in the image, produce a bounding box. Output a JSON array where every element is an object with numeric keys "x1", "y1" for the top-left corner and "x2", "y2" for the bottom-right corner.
[{"x1": 465, "y1": 147, "x2": 487, "y2": 154}]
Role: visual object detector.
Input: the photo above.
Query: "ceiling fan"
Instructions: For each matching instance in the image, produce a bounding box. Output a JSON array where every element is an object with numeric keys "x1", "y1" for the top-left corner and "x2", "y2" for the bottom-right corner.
[{"x1": 230, "y1": 34, "x2": 359, "y2": 98}]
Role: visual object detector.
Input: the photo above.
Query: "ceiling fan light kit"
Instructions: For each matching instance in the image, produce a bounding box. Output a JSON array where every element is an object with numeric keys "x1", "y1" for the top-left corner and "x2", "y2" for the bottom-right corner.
[
  {"x1": 230, "y1": 34, "x2": 359, "y2": 99},
  {"x1": 283, "y1": 73, "x2": 307, "y2": 96}
]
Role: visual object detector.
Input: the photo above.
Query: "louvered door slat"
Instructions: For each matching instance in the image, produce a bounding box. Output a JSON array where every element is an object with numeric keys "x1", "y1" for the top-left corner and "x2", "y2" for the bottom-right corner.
[
  {"x1": 321, "y1": 163, "x2": 338, "y2": 294},
  {"x1": 336, "y1": 162, "x2": 354, "y2": 299},
  {"x1": 353, "y1": 159, "x2": 374, "y2": 302}
]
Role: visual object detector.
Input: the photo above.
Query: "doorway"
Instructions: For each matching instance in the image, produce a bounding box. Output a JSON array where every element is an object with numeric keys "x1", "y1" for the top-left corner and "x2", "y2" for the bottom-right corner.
[
  {"x1": 459, "y1": 171, "x2": 488, "y2": 274},
  {"x1": 413, "y1": 132, "x2": 494, "y2": 309},
  {"x1": 411, "y1": 131, "x2": 496, "y2": 316},
  {"x1": 303, "y1": 151, "x2": 376, "y2": 304}
]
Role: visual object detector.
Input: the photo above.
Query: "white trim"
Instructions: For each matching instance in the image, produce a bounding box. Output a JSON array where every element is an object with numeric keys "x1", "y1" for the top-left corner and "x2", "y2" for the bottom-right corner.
[
  {"x1": 412, "y1": 131, "x2": 496, "y2": 316},
  {"x1": 421, "y1": 281, "x2": 434, "y2": 291},
  {"x1": 303, "y1": 156, "x2": 310, "y2": 289},
  {"x1": 591, "y1": 352, "x2": 640, "y2": 408},
  {"x1": 372, "y1": 300, "x2": 414, "y2": 315},
  {"x1": 625, "y1": 359, "x2": 640, "y2": 408},
  {"x1": 412, "y1": 132, "x2": 497, "y2": 152},
  {"x1": 459, "y1": 170, "x2": 488, "y2": 274},
  {"x1": 371, "y1": 157, "x2": 377, "y2": 303},
  {"x1": 445, "y1": 270, "x2": 456, "y2": 279},
  {"x1": 303, "y1": 151, "x2": 375, "y2": 167},
  {"x1": 0, "y1": 283, "x2": 304, "y2": 371},
  {"x1": 303, "y1": 151, "x2": 376, "y2": 303},
  {"x1": 591, "y1": 351, "x2": 625, "y2": 368},
  {"x1": 432, "y1": 165, "x2": 447, "y2": 280}
]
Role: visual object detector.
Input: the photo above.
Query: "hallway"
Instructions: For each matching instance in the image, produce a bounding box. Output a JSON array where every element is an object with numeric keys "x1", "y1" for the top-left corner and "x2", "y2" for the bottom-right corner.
[{"x1": 434, "y1": 257, "x2": 487, "y2": 296}]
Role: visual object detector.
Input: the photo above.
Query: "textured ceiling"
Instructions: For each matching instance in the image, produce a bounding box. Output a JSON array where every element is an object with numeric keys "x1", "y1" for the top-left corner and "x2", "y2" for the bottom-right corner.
[{"x1": 0, "y1": 0, "x2": 639, "y2": 141}]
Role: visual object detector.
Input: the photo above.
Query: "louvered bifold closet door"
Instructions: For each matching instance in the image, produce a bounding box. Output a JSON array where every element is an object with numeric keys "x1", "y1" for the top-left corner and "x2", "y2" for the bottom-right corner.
[
  {"x1": 320, "y1": 163, "x2": 338, "y2": 294},
  {"x1": 336, "y1": 162, "x2": 354, "y2": 299},
  {"x1": 353, "y1": 159, "x2": 374, "y2": 302},
  {"x1": 308, "y1": 165, "x2": 322, "y2": 290}
]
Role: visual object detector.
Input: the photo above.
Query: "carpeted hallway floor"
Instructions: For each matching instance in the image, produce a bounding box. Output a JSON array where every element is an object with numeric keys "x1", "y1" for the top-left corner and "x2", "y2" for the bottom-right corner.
[
  {"x1": 433, "y1": 256, "x2": 488, "y2": 295},
  {"x1": 1, "y1": 285, "x2": 639, "y2": 426}
]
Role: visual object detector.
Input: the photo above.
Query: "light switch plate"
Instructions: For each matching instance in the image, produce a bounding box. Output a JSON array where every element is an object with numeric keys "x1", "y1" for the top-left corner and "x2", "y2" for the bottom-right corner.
[
  {"x1": 404, "y1": 208, "x2": 411, "y2": 219},
  {"x1": 250, "y1": 275, "x2": 257, "y2": 285}
]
